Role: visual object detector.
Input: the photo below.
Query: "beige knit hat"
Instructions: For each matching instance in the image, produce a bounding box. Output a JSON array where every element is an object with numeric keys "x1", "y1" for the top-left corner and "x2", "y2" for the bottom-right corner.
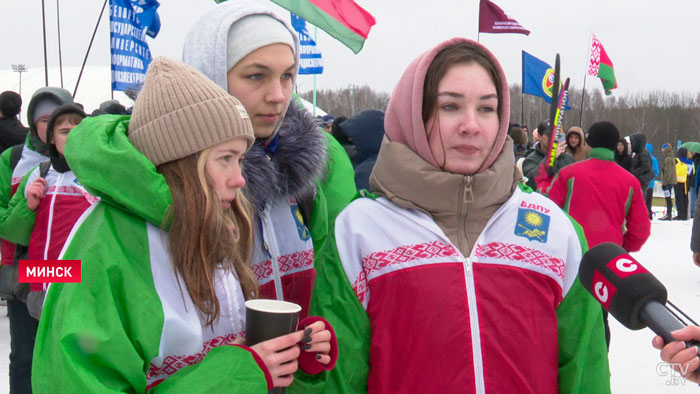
[{"x1": 129, "y1": 57, "x2": 254, "y2": 166}]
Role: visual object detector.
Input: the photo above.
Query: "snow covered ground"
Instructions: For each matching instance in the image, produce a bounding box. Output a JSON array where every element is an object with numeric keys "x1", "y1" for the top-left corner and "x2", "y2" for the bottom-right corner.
[
  {"x1": 609, "y1": 218, "x2": 700, "y2": 393},
  {"x1": 0, "y1": 219, "x2": 697, "y2": 392}
]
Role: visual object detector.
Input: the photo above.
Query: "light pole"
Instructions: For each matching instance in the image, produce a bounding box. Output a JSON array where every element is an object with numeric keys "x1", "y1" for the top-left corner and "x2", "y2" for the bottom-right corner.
[
  {"x1": 350, "y1": 84, "x2": 356, "y2": 116},
  {"x1": 11, "y1": 64, "x2": 27, "y2": 96}
]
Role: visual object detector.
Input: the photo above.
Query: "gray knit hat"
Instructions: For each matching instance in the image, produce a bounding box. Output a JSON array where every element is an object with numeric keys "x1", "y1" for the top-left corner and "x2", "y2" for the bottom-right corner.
[
  {"x1": 129, "y1": 57, "x2": 254, "y2": 166},
  {"x1": 226, "y1": 14, "x2": 296, "y2": 71}
]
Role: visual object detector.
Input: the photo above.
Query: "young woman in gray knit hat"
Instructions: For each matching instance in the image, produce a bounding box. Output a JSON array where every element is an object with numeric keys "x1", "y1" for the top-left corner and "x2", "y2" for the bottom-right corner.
[
  {"x1": 182, "y1": 0, "x2": 355, "y2": 330},
  {"x1": 31, "y1": 57, "x2": 333, "y2": 392}
]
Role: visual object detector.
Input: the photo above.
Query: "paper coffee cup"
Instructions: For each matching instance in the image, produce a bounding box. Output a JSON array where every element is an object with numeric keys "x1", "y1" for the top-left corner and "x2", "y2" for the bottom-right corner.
[
  {"x1": 245, "y1": 300, "x2": 302, "y2": 393},
  {"x1": 245, "y1": 299, "x2": 302, "y2": 346}
]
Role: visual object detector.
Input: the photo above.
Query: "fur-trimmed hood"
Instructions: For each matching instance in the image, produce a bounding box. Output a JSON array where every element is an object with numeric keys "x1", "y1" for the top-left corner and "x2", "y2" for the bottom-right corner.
[{"x1": 242, "y1": 100, "x2": 327, "y2": 210}]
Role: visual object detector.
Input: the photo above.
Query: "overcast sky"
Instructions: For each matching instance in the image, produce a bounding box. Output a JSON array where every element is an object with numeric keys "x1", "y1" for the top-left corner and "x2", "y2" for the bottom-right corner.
[{"x1": 3, "y1": 0, "x2": 700, "y2": 99}]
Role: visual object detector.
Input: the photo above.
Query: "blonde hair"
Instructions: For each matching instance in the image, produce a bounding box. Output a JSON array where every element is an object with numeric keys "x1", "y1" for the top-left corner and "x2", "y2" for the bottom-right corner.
[{"x1": 158, "y1": 149, "x2": 257, "y2": 327}]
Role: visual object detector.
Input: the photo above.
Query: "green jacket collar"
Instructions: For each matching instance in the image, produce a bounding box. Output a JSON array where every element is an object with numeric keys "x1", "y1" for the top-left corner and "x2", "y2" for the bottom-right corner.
[
  {"x1": 65, "y1": 115, "x2": 173, "y2": 229},
  {"x1": 588, "y1": 147, "x2": 614, "y2": 161}
]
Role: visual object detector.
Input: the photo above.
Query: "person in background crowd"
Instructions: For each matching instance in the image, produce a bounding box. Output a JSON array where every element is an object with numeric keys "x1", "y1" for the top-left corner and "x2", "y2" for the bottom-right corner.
[
  {"x1": 330, "y1": 116, "x2": 354, "y2": 161},
  {"x1": 521, "y1": 124, "x2": 530, "y2": 146},
  {"x1": 339, "y1": 109, "x2": 384, "y2": 190},
  {"x1": 318, "y1": 38, "x2": 610, "y2": 393},
  {"x1": 32, "y1": 57, "x2": 335, "y2": 393},
  {"x1": 0, "y1": 104, "x2": 94, "y2": 321},
  {"x1": 652, "y1": 325, "x2": 700, "y2": 384},
  {"x1": 564, "y1": 126, "x2": 590, "y2": 162},
  {"x1": 684, "y1": 150, "x2": 697, "y2": 219},
  {"x1": 691, "y1": 151, "x2": 700, "y2": 218},
  {"x1": 646, "y1": 143, "x2": 660, "y2": 220},
  {"x1": 615, "y1": 139, "x2": 632, "y2": 171},
  {"x1": 525, "y1": 124, "x2": 539, "y2": 155},
  {"x1": 0, "y1": 86, "x2": 73, "y2": 394},
  {"x1": 660, "y1": 143, "x2": 677, "y2": 221},
  {"x1": 319, "y1": 114, "x2": 335, "y2": 133},
  {"x1": 90, "y1": 99, "x2": 130, "y2": 116},
  {"x1": 629, "y1": 133, "x2": 655, "y2": 201},
  {"x1": 522, "y1": 119, "x2": 574, "y2": 191},
  {"x1": 674, "y1": 147, "x2": 693, "y2": 220},
  {"x1": 0, "y1": 91, "x2": 29, "y2": 153},
  {"x1": 508, "y1": 125, "x2": 529, "y2": 162},
  {"x1": 692, "y1": 193, "x2": 700, "y2": 267},
  {"x1": 547, "y1": 121, "x2": 651, "y2": 349}
]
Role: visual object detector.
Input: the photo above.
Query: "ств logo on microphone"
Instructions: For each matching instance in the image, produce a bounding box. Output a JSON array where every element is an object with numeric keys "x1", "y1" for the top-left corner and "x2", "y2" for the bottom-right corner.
[
  {"x1": 18, "y1": 260, "x2": 82, "y2": 283},
  {"x1": 606, "y1": 253, "x2": 648, "y2": 279},
  {"x1": 592, "y1": 270, "x2": 616, "y2": 309}
]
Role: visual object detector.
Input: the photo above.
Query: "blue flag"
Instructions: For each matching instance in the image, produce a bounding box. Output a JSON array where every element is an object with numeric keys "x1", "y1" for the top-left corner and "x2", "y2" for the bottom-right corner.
[
  {"x1": 108, "y1": 0, "x2": 160, "y2": 92},
  {"x1": 522, "y1": 51, "x2": 570, "y2": 109},
  {"x1": 290, "y1": 13, "x2": 323, "y2": 75},
  {"x1": 132, "y1": 0, "x2": 161, "y2": 38}
]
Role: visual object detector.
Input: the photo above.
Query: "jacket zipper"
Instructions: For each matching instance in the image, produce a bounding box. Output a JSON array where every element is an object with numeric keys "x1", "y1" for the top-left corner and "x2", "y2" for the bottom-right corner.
[
  {"x1": 460, "y1": 175, "x2": 484, "y2": 393},
  {"x1": 260, "y1": 207, "x2": 284, "y2": 301},
  {"x1": 44, "y1": 172, "x2": 63, "y2": 291},
  {"x1": 464, "y1": 255, "x2": 484, "y2": 394}
]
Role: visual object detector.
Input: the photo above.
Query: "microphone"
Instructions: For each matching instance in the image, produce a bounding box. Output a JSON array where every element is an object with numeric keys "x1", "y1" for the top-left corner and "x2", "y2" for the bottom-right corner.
[{"x1": 579, "y1": 243, "x2": 700, "y2": 368}]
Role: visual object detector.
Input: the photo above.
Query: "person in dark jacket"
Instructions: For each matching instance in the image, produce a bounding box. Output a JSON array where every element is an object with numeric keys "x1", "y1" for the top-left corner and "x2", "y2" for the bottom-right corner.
[
  {"x1": 692, "y1": 193, "x2": 700, "y2": 267},
  {"x1": 660, "y1": 143, "x2": 677, "y2": 220},
  {"x1": 691, "y1": 152, "x2": 700, "y2": 219},
  {"x1": 521, "y1": 119, "x2": 574, "y2": 191},
  {"x1": 0, "y1": 91, "x2": 29, "y2": 153},
  {"x1": 628, "y1": 133, "x2": 655, "y2": 198},
  {"x1": 614, "y1": 139, "x2": 632, "y2": 171},
  {"x1": 340, "y1": 109, "x2": 384, "y2": 190},
  {"x1": 675, "y1": 147, "x2": 693, "y2": 220},
  {"x1": 330, "y1": 116, "x2": 355, "y2": 161},
  {"x1": 646, "y1": 143, "x2": 660, "y2": 220}
]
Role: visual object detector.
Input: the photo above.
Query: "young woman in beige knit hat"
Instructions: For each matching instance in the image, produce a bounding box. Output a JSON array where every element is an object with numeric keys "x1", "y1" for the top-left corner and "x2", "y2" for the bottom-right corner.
[{"x1": 31, "y1": 57, "x2": 334, "y2": 392}]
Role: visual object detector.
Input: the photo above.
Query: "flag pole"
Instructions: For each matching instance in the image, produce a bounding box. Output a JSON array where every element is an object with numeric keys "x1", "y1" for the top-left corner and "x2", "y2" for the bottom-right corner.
[
  {"x1": 312, "y1": 26, "x2": 317, "y2": 116},
  {"x1": 74, "y1": 0, "x2": 108, "y2": 98},
  {"x1": 57, "y1": 0, "x2": 64, "y2": 88},
  {"x1": 579, "y1": 32, "x2": 593, "y2": 125},
  {"x1": 520, "y1": 86, "x2": 524, "y2": 125},
  {"x1": 41, "y1": 0, "x2": 49, "y2": 86}
]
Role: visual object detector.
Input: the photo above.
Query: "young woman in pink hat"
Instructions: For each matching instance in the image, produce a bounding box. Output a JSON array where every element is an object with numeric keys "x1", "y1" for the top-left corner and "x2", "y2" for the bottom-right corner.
[{"x1": 318, "y1": 38, "x2": 612, "y2": 393}]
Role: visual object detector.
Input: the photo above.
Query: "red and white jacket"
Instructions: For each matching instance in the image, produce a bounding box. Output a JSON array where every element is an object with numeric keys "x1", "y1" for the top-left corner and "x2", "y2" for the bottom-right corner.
[
  {"x1": 24, "y1": 166, "x2": 98, "y2": 291},
  {"x1": 250, "y1": 195, "x2": 315, "y2": 319},
  {"x1": 336, "y1": 188, "x2": 586, "y2": 393},
  {"x1": 1, "y1": 147, "x2": 46, "y2": 266}
]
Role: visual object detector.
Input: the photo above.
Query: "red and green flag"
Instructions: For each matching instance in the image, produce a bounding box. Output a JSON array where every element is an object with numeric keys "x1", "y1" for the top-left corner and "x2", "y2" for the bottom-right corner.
[
  {"x1": 270, "y1": 0, "x2": 376, "y2": 54},
  {"x1": 587, "y1": 34, "x2": 618, "y2": 95}
]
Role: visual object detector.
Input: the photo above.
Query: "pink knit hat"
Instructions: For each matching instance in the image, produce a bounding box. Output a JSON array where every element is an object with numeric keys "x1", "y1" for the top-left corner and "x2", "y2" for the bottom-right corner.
[{"x1": 384, "y1": 38, "x2": 510, "y2": 173}]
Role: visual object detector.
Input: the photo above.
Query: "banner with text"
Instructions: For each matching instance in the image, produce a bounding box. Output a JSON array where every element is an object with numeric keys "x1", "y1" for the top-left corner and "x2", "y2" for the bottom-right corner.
[
  {"x1": 109, "y1": 0, "x2": 161, "y2": 91},
  {"x1": 291, "y1": 12, "x2": 323, "y2": 75}
]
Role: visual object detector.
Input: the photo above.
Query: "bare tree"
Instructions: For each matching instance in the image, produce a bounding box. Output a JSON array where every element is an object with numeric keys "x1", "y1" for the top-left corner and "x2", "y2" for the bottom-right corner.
[
  {"x1": 299, "y1": 84, "x2": 390, "y2": 117},
  {"x1": 302, "y1": 84, "x2": 700, "y2": 150}
]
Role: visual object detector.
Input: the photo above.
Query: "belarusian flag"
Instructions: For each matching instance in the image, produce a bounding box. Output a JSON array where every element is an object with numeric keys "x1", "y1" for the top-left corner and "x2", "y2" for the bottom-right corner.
[
  {"x1": 271, "y1": 0, "x2": 376, "y2": 54},
  {"x1": 587, "y1": 34, "x2": 618, "y2": 95}
]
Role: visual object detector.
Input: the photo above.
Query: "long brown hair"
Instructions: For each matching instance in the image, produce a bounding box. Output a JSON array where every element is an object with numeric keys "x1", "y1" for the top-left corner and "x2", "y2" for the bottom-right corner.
[
  {"x1": 421, "y1": 43, "x2": 502, "y2": 168},
  {"x1": 158, "y1": 149, "x2": 257, "y2": 327}
]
